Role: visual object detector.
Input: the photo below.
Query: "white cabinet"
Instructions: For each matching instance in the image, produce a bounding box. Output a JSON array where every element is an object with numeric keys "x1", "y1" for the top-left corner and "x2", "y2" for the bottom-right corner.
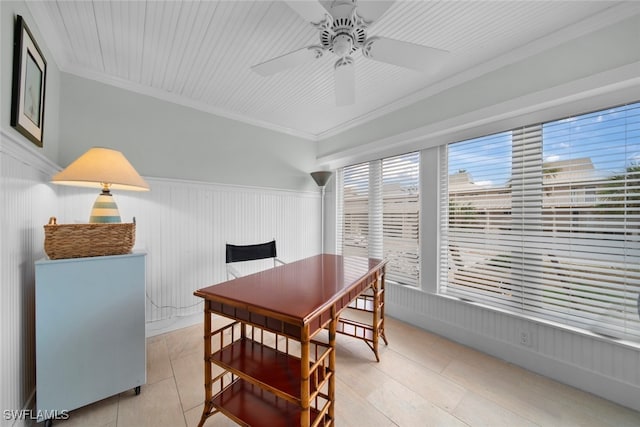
[{"x1": 35, "y1": 252, "x2": 146, "y2": 425}]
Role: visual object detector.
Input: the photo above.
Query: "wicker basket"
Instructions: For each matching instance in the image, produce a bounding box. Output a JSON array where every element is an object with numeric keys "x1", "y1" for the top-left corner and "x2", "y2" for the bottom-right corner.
[{"x1": 44, "y1": 220, "x2": 136, "y2": 259}]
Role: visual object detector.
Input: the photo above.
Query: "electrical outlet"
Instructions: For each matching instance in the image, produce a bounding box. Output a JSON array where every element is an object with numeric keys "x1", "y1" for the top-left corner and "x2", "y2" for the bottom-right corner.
[{"x1": 520, "y1": 331, "x2": 531, "y2": 347}]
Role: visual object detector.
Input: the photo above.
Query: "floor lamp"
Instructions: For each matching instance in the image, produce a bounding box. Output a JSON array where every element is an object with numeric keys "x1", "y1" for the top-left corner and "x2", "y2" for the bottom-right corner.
[{"x1": 311, "y1": 171, "x2": 333, "y2": 254}]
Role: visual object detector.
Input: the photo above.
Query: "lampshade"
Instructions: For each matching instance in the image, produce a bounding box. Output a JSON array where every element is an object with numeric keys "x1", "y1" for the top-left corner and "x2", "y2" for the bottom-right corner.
[
  {"x1": 310, "y1": 171, "x2": 333, "y2": 187},
  {"x1": 52, "y1": 147, "x2": 150, "y2": 191},
  {"x1": 52, "y1": 147, "x2": 149, "y2": 223}
]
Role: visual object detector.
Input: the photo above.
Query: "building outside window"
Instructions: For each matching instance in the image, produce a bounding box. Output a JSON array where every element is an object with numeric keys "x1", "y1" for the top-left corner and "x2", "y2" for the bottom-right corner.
[
  {"x1": 441, "y1": 102, "x2": 640, "y2": 341},
  {"x1": 337, "y1": 152, "x2": 420, "y2": 287}
]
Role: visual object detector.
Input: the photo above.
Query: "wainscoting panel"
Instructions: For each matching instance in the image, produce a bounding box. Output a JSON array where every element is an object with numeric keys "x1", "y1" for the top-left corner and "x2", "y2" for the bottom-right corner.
[
  {"x1": 56, "y1": 177, "x2": 321, "y2": 322},
  {"x1": 1, "y1": 132, "x2": 59, "y2": 427},
  {"x1": 386, "y1": 283, "x2": 640, "y2": 412},
  {"x1": 1, "y1": 133, "x2": 321, "y2": 424}
]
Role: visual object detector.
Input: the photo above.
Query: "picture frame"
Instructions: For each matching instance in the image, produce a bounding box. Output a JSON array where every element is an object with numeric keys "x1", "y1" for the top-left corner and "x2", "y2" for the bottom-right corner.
[{"x1": 11, "y1": 15, "x2": 47, "y2": 147}]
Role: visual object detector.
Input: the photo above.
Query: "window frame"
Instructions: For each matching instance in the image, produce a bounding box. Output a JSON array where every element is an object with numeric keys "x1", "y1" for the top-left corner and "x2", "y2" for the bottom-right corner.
[{"x1": 439, "y1": 102, "x2": 640, "y2": 341}]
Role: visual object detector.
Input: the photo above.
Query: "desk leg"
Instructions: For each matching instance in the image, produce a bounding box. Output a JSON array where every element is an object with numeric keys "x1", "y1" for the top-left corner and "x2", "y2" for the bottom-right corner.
[
  {"x1": 329, "y1": 306, "x2": 337, "y2": 422},
  {"x1": 197, "y1": 309, "x2": 212, "y2": 427},
  {"x1": 300, "y1": 325, "x2": 310, "y2": 427},
  {"x1": 379, "y1": 268, "x2": 388, "y2": 346},
  {"x1": 372, "y1": 269, "x2": 388, "y2": 362}
]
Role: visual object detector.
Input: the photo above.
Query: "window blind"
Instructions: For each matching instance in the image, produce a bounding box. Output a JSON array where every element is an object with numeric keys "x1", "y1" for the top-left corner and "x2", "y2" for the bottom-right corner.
[
  {"x1": 383, "y1": 152, "x2": 420, "y2": 286},
  {"x1": 340, "y1": 152, "x2": 420, "y2": 286},
  {"x1": 341, "y1": 162, "x2": 370, "y2": 258},
  {"x1": 441, "y1": 102, "x2": 640, "y2": 341}
]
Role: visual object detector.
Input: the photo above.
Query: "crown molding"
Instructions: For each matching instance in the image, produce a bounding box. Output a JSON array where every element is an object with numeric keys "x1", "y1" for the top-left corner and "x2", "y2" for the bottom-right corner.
[
  {"x1": 315, "y1": 2, "x2": 640, "y2": 140},
  {"x1": 25, "y1": 1, "x2": 640, "y2": 142},
  {"x1": 317, "y1": 62, "x2": 640, "y2": 169},
  {"x1": 62, "y1": 64, "x2": 320, "y2": 141},
  {"x1": 145, "y1": 176, "x2": 319, "y2": 198}
]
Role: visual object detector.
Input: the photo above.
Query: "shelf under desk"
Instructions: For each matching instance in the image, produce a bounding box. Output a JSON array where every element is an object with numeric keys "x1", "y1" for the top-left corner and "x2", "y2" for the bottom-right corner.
[{"x1": 194, "y1": 254, "x2": 387, "y2": 427}]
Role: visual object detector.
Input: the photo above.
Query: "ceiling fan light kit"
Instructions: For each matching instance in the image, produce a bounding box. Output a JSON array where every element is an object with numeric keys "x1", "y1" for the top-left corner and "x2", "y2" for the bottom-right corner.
[{"x1": 251, "y1": 0, "x2": 449, "y2": 106}]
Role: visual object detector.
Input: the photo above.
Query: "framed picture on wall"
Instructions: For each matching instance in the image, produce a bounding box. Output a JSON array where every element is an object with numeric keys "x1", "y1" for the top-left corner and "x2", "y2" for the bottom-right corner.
[{"x1": 11, "y1": 15, "x2": 47, "y2": 147}]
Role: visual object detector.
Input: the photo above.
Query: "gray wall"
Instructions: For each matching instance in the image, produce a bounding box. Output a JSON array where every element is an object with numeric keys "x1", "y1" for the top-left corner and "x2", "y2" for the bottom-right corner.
[
  {"x1": 60, "y1": 74, "x2": 319, "y2": 191},
  {"x1": 1, "y1": 1, "x2": 61, "y2": 163},
  {"x1": 317, "y1": 14, "x2": 640, "y2": 162}
]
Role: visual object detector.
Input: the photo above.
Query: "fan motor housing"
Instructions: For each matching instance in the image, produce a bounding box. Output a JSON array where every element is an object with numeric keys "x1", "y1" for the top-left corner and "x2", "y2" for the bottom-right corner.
[{"x1": 320, "y1": 3, "x2": 367, "y2": 55}]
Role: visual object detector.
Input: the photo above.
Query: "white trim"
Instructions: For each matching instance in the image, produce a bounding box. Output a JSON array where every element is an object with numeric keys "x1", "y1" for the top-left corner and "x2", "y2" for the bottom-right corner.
[
  {"x1": 145, "y1": 312, "x2": 202, "y2": 337},
  {"x1": 10, "y1": 389, "x2": 36, "y2": 427},
  {"x1": 0, "y1": 128, "x2": 59, "y2": 175},
  {"x1": 0, "y1": 133, "x2": 319, "y2": 197},
  {"x1": 61, "y1": 64, "x2": 320, "y2": 141},
  {"x1": 26, "y1": 1, "x2": 319, "y2": 140},
  {"x1": 315, "y1": 2, "x2": 640, "y2": 140},
  {"x1": 26, "y1": 1, "x2": 640, "y2": 141},
  {"x1": 317, "y1": 62, "x2": 640, "y2": 169},
  {"x1": 145, "y1": 175, "x2": 319, "y2": 198}
]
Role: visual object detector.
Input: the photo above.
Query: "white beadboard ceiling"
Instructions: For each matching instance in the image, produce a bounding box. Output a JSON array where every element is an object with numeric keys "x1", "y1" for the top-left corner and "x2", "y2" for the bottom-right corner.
[{"x1": 26, "y1": 1, "x2": 634, "y2": 140}]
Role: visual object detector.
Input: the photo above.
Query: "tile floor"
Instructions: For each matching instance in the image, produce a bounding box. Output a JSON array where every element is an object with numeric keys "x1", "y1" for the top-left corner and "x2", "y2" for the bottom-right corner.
[{"x1": 48, "y1": 314, "x2": 640, "y2": 427}]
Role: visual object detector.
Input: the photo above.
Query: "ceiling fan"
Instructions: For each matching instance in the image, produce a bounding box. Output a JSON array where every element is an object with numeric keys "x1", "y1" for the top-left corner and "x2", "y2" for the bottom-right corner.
[{"x1": 251, "y1": 0, "x2": 448, "y2": 106}]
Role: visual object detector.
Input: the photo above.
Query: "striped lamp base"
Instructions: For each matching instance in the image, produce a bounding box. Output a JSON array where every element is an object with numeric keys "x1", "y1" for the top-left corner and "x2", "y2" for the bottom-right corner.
[{"x1": 90, "y1": 193, "x2": 122, "y2": 223}]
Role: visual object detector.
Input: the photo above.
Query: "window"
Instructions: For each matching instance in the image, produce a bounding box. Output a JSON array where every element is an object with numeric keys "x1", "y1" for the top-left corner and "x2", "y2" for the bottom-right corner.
[
  {"x1": 441, "y1": 102, "x2": 640, "y2": 341},
  {"x1": 338, "y1": 152, "x2": 420, "y2": 286}
]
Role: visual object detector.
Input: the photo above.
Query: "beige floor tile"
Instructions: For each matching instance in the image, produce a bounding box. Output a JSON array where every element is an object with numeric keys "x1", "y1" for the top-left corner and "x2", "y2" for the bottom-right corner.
[
  {"x1": 146, "y1": 333, "x2": 165, "y2": 345},
  {"x1": 50, "y1": 317, "x2": 640, "y2": 426},
  {"x1": 171, "y1": 351, "x2": 207, "y2": 412},
  {"x1": 365, "y1": 374, "x2": 469, "y2": 427},
  {"x1": 443, "y1": 358, "x2": 521, "y2": 398},
  {"x1": 382, "y1": 318, "x2": 455, "y2": 374},
  {"x1": 117, "y1": 378, "x2": 185, "y2": 427},
  {"x1": 520, "y1": 371, "x2": 640, "y2": 427},
  {"x1": 183, "y1": 404, "x2": 239, "y2": 427},
  {"x1": 52, "y1": 395, "x2": 118, "y2": 427},
  {"x1": 164, "y1": 323, "x2": 203, "y2": 361},
  {"x1": 147, "y1": 338, "x2": 173, "y2": 384},
  {"x1": 375, "y1": 349, "x2": 466, "y2": 412},
  {"x1": 335, "y1": 343, "x2": 466, "y2": 426},
  {"x1": 334, "y1": 377, "x2": 398, "y2": 426},
  {"x1": 425, "y1": 333, "x2": 518, "y2": 377},
  {"x1": 447, "y1": 358, "x2": 591, "y2": 426},
  {"x1": 452, "y1": 392, "x2": 538, "y2": 427}
]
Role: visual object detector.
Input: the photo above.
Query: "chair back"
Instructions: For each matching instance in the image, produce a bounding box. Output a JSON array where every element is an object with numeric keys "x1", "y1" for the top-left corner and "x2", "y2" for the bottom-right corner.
[{"x1": 226, "y1": 240, "x2": 277, "y2": 264}]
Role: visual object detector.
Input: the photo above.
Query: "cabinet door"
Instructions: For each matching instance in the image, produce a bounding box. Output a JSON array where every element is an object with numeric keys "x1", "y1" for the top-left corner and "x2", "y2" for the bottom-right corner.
[{"x1": 36, "y1": 253, "x2": 146, "y2": 414}]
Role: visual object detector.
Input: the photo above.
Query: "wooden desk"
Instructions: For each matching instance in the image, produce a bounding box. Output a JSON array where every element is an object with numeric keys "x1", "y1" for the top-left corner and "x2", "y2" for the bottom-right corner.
[{"x1": 194, "y1": 254, "x2": 387, "y2": 427}]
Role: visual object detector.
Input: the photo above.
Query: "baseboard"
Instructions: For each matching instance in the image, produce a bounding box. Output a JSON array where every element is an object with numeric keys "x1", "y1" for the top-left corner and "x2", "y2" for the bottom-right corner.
[
  {"x1": 9, "y1": 388, "x2": 36, "y2": 427},
  {"x1": 145, "y1": 312, "x2": 202, "y2": 337}
]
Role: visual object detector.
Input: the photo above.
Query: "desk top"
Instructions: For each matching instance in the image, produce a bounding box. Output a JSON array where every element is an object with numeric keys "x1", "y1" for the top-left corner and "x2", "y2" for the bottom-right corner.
[{"x1": 194, "y1": 254, "x2": 385, "y2": 325}]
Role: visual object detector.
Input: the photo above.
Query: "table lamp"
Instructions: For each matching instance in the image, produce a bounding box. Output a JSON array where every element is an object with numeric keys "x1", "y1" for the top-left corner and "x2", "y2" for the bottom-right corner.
[
  {"x1": 51, "y1": 147, "x2": 150, "y2": 223},
  {"x1": 311, "y1": 171, "x2": 333, "y2": 254}
]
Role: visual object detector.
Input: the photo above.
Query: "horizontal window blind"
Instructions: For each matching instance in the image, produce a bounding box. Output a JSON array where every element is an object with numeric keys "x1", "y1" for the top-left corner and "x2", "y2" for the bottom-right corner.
[
  {"x1": 342, "y1": 162, "x2": 369, "y2": 258},
  {"x1": 383, "y1": 152, "x2": 420, "y2": 286},
  {"x1": 441, "y1": 102, "x2": 640, "y2": 341},
  {"x1": 340, "y1": 152, "x2": 420, "y2": 286}
]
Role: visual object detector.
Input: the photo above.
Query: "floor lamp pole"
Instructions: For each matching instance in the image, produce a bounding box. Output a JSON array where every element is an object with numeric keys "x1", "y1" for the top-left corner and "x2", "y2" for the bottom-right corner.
[
  {"x1": 320, "y1": 186, "x2": 325, "y2": 254},
  {"x1": 310, "y1": 171, "x2": 333, "y2": 256}
]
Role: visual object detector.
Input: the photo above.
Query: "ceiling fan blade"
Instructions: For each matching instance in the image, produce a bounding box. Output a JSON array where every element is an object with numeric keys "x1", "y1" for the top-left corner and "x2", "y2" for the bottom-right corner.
[
  {"x1": 355, "y1": 1, "x2": 395, "y2": 23},
  {"x1": 284, "y1": 1, "x2": 329, "y2": 23},
  {"x1": 334, "y1": 57, "x2": 355, "y2": 106},
  {"x1": 251, "y1": 47, "x2": 323, "y2": 77},
  {"x1": 363, "y1": 37, "x2": 448, "y2": 73}
]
